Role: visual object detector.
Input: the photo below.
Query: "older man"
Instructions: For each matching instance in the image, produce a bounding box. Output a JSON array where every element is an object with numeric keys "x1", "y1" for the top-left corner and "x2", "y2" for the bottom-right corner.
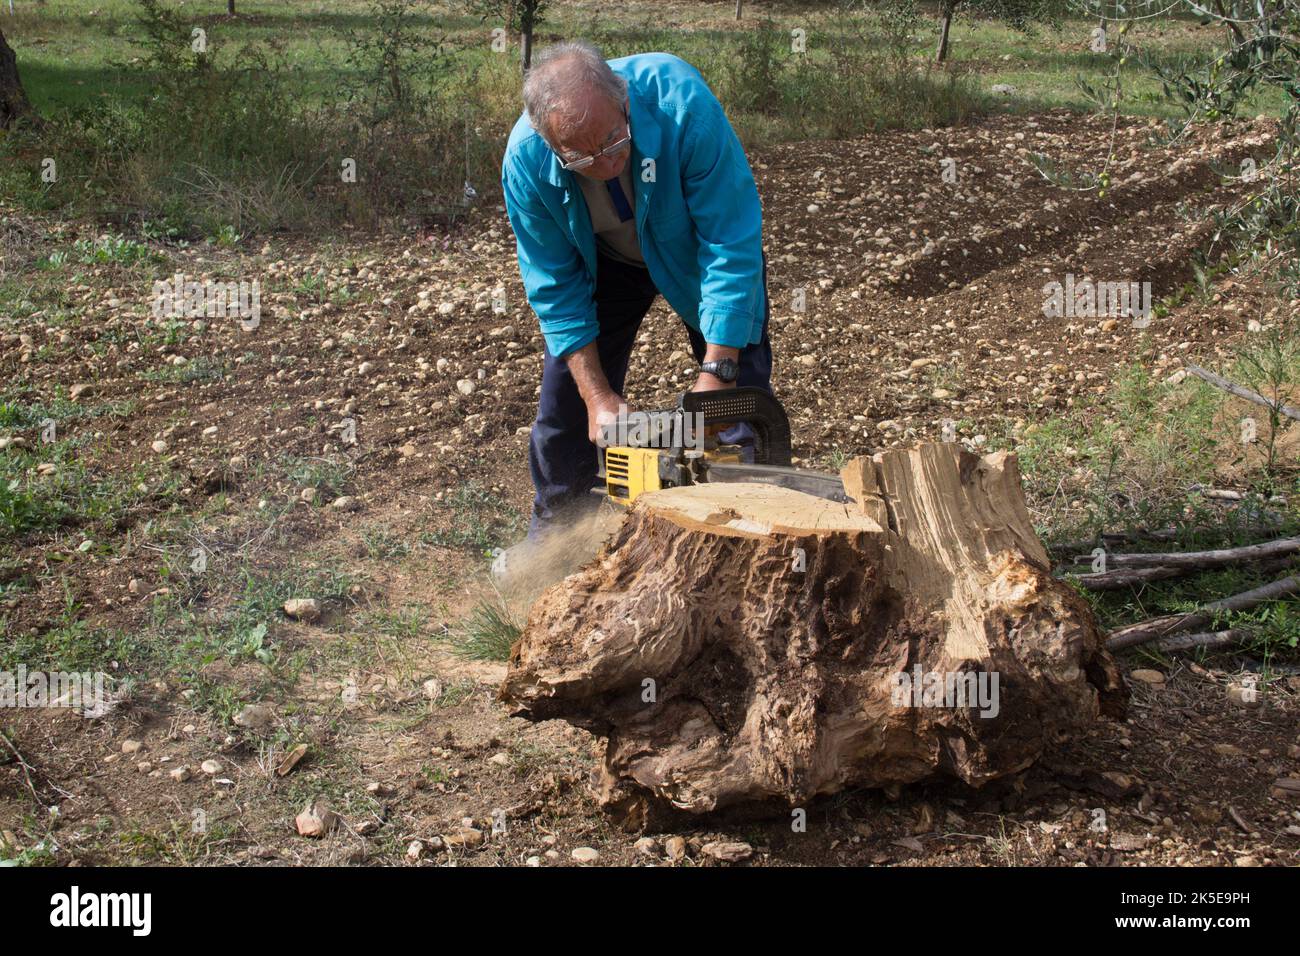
[{"x1": 496, "y1": 41, "x2": 773, "y2": 575}]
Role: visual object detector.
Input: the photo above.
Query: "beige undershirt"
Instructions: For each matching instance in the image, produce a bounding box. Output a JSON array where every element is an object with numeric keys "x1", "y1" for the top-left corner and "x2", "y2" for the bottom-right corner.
[{"x1": 575, "y1": 161, "x2": 645, "y2": 267}]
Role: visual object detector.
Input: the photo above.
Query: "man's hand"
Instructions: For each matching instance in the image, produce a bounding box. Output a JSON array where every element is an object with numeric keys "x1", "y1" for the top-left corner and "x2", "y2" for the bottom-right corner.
[
  {"x1": 561, "y1": 342, "x2": 629, "y2": 444},
  {"x1": 587, "y1": 389, "x2": 626, "y2": 445}
]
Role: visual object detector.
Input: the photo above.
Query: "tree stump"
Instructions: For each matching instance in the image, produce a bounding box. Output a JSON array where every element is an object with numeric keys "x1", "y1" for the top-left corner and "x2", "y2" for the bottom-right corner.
[{"x1": 500, "y1": 443, "x2": 1126, "y2": 823}]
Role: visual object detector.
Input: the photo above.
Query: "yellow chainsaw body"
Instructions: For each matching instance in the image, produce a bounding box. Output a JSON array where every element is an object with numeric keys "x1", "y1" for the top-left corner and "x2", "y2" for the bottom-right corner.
[{"x1": 603, "y1": 446, "x2": 741, "y2": 507}]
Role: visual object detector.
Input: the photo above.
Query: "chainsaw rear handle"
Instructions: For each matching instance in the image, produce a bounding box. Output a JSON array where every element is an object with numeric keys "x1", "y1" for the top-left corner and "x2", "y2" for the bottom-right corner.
[{"x1": 677, "y1": 387, "x2": 792, "y2": 467}]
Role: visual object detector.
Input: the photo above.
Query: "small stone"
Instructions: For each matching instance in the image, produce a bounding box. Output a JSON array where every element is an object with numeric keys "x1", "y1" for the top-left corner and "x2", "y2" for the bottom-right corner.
[
  {"x1": 443, "y1": 828, "x2": 484, "y2": 849},
  {"x1": 299, "y1": 487, "x2": 317, "y2": 504},
  {"x1": 406, "y1": 840, "x2": 424, "y2": 860},
  {"x1": 634, "y1": 836, "x2": 658, "y2": 857},
  {"x1": 150, "y1": 440, "x2": 168, "y2": 454},
  {"x1": 526, "y1": 855, "x2": 542, "y2": 867},
  {"x1": 295, "y1": 802, "x2": 339, "y2": 838},
  {"x1": 488, "y1": 752, "x2": 510, "y2": 767},
  {"x1": 1130, "y1": 669, "x2": 1165, "y2": 685},
  {"x1": 571, "y1": 846, "x2": 600, "y2": 865},
  {"x1": 233, "y1": 703, "x2": 275, "y2": 732},
  {"x1": 169, "y1": 765, "x2": 191, "y2": 783},
  {"x1": 136, "y1": 761, "x2": 153, "y2": 774},
  {"x1": 1226, "y1": 683, "x2": 1260, "y2": 707},
  {"x1": 283, "y1": 598, "x2": 320, "y2": 621},
  {"x1": 664, "y1": 836, "x2": 687, "y2": 861},
  {"x1": 702, "y1": 841, "x2": 753, "y2": 863},
  {"x1": 1234, "y1": 855, "x2": 1260, "y2": 867},
  {"x1": 455, "y1": 379, "x2": 475, "y2": 396}
]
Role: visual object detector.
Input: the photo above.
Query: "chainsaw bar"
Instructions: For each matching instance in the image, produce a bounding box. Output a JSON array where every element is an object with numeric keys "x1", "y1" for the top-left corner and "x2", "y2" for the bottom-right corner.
[{"x1": 703, "y1": 462, "x2": 851, "y2": 503}]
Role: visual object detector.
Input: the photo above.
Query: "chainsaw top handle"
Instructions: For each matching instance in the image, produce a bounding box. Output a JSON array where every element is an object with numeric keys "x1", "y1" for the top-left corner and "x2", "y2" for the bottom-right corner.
[{"x1": 677, "y1": 387, "x2": 792, "y2": 467}]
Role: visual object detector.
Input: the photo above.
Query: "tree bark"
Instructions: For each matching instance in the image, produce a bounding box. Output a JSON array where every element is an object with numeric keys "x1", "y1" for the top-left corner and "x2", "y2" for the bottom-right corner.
[
  {"x1": 0, "y1": 27, "x2": 36, "y2": 131},
  {"x1": 501, "y1": 444, "x2": 1126, "y2": 823}
]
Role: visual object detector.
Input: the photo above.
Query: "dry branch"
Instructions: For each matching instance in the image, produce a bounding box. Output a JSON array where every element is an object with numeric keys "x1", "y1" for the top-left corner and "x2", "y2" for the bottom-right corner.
[
  {"x1": 1150, "y1": 628, "x2": 1255, "y2": 654},
  {"x1": 1186, "y1": 363, "x2": 1300, "y2": 422},
  {"x1": 1106, "y1": 575, "x2": 1300, "y2": 651},
  {"x1": 1106, "y1": 536, "x2": 1300, "y2": 569}
]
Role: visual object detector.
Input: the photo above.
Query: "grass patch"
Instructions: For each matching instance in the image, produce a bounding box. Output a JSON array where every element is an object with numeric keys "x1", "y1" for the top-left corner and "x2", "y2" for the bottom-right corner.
[
  {"x1": 420, "y1": 481, "x2": 524, "y2": 554},
  {"x1": 440, "y1": 599, "x2": 520, "y2": 663}
]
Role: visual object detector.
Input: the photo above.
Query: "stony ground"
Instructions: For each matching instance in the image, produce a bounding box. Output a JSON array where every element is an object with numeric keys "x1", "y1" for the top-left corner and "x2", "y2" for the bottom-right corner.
[{"x1": 1, "y1": 109, "x2": 1297, "y2": 866}]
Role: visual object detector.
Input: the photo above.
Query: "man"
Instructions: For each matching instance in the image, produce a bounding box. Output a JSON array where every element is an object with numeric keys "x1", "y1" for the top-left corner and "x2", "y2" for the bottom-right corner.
[{"x1": 495, "y1": 41, "x2": 773, "y2": 581}]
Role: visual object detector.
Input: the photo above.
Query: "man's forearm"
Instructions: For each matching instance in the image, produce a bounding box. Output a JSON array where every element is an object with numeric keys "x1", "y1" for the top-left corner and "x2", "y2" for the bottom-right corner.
[{"x1": 564, "y1": 342, "x2": 615, "y2": 404}]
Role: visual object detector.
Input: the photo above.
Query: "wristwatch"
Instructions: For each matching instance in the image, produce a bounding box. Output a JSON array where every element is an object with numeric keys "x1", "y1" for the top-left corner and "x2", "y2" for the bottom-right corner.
[{"x1": 699, "y1": 358, "x2": 739, "y2": 383}]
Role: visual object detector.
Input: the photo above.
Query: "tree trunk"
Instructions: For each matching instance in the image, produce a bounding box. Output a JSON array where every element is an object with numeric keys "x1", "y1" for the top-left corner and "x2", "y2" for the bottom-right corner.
[
  {"x1": 0, "y1": 27, "x2": 36, "y2": 130},
  {"x1": 735, "y1": 0, "x2": 743, "y2": 19},
  {"x1": 520, "y1": 16, "x2": 534, "y2": 74},
  {"x1": 501, "y1": 444, "x2": 1126, "y2": 824},
  {"x1": 228, "y1": 0, "x2": 236, "y2": 14},
  {"x1": 935, "y1": 4, "x2": 954, "y2": 63}
]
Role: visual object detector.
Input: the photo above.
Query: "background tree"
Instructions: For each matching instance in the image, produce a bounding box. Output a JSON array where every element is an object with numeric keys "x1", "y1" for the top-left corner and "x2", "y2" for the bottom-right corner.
[
  {"x1": 0, "y1": 26, "x2": 36, "y2": 130},
  {"x1": 936, "y1": 0, "x2": 1068, "y2": 63},
  {"x1": 464, "y1": 0, "x2": 549, "y2": 73}
]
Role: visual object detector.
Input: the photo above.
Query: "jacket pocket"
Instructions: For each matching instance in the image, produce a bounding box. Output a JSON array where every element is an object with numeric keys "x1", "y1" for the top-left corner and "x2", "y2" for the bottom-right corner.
[{"x1": 648, "y1": 208, "x2": 691, "y2": 239}]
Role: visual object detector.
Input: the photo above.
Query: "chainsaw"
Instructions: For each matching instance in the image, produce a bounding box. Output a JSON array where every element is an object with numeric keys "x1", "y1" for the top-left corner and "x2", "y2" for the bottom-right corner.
[{"x1": 597, "y1": 387, "x2": 850, "y2": 507}]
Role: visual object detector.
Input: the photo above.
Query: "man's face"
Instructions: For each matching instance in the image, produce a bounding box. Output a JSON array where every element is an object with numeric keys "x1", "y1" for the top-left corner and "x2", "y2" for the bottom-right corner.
[{"x1": 549, "y1": 94, "x2": 630, "y2": 181}]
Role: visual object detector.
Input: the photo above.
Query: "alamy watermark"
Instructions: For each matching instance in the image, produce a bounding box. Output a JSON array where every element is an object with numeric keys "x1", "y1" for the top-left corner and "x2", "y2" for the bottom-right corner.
[
  {"x1": 1042, "y1": 273, "x2": 1151, "y2": 327},
  {"x1": 151, "y1": 273, "x2": 261, "y2": 330},
  {"x1": 1, "y1": 667, "x2": 108, "y2": 716},
  {"x1": 596, "y1": 405, "x2": 707, "y2": 452},
  {"x1": 890, "y1": 666, "x2": 1000, "y2": 718}
]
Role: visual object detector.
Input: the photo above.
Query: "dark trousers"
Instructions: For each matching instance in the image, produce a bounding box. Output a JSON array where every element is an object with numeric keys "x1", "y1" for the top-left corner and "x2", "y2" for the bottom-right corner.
[{"x1": 527, "y1": 250, "x2": 773, "y2": 539}]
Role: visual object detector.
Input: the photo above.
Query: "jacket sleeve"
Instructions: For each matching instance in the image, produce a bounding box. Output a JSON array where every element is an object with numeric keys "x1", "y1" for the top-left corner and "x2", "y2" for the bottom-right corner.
[
  {"x1": 501, "y1": 163, "x2": 598, "y2": 358},
  {"x1": 679, "y1": 95, "x2": 764, "y2": 349}
]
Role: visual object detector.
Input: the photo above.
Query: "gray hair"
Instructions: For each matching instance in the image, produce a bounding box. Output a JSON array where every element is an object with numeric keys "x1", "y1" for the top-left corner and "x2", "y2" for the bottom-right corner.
[{"x1": 522, "y1": 40, "x2": 627, "y2": 146}]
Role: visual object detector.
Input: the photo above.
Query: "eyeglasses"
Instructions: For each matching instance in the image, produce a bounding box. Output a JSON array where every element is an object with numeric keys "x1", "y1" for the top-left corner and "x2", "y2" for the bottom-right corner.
[{"x1": 556, "y1": 109, "x2": 631, "y2": 171}]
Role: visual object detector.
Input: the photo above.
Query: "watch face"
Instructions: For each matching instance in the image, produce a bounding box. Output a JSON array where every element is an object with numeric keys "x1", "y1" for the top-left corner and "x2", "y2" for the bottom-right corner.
[{"x1": 702, "y1": 359, "x2": 738, "y2": 381}]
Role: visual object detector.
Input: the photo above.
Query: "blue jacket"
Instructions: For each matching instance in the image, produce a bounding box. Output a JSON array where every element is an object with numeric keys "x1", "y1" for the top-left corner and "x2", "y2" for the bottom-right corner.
[{"x1": 501, "y1": 52, "x2": 765, "y2": 358}]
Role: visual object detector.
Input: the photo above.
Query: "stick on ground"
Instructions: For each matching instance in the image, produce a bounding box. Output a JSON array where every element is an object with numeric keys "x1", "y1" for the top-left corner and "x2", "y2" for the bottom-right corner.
[
  {"x1": 1186, "y1": 363, "x2": 1300, "y2": 422},
  {"x1": 1106, "y1": 574, "x2": 1300, "y2": 651}
]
